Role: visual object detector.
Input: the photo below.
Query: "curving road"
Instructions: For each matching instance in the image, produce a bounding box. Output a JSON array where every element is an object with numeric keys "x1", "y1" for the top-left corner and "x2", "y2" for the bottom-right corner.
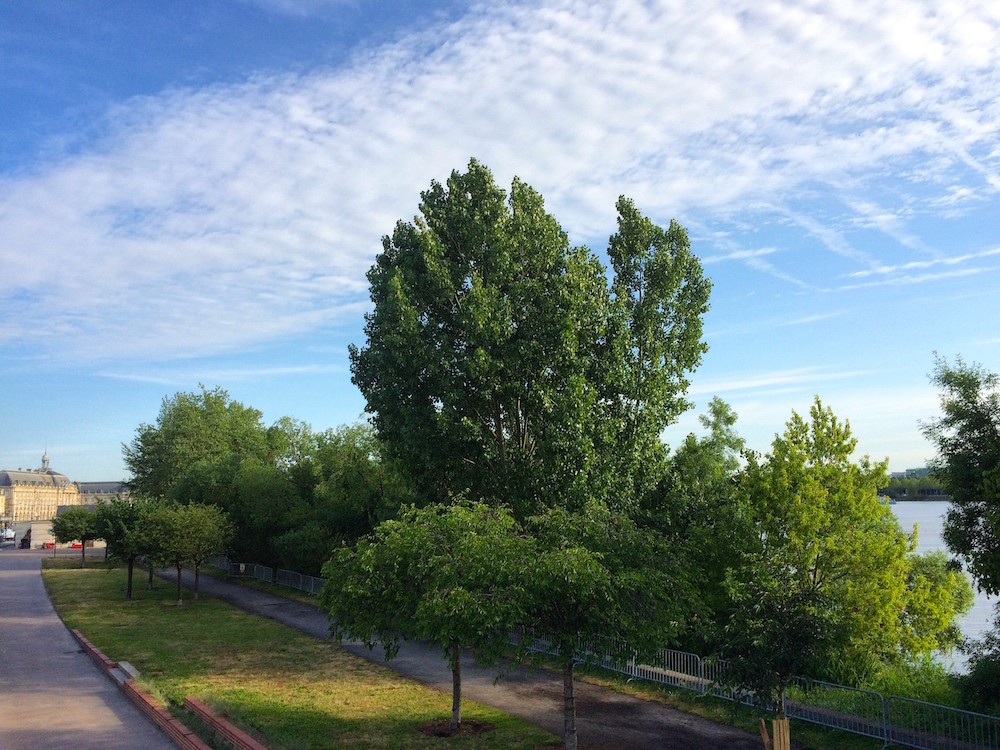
[{"x1": 0, "y1": 546, "x2": 176, "y2": 750}]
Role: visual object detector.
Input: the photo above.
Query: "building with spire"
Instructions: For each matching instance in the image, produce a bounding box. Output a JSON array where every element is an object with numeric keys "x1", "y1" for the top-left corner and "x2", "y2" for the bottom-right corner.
[{"x1": 0, "y1": 452, "x2": 127, "y2": 529}]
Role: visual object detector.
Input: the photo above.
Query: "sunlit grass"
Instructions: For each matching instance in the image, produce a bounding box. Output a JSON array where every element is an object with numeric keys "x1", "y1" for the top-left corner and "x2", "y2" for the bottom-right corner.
[{"x1": 42, "y1": 559, "x2": 557, "y2": 749}]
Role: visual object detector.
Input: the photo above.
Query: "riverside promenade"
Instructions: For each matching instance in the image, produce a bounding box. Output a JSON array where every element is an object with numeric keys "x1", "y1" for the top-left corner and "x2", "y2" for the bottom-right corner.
[
  {"x1": 168, "y1": 566, "x2": 762, "y2": 750},
  {"x1": 0, "y1": 546, "x2": 176, "y2": 750}
]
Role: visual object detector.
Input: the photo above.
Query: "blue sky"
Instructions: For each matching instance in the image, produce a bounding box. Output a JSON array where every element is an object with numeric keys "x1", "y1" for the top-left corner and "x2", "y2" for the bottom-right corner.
[{"x1": 2, "y1": 0, "x2": 999, "y2": 481}]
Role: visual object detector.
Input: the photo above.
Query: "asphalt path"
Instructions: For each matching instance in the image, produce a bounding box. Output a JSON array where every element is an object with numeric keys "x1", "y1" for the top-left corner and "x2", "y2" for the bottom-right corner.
[
  {"x1": 170, "y1": 566, "x2": 762, "y2": 750},
  {"x1": 0, "y1": 545, "x2": 176, "y2": 750}
]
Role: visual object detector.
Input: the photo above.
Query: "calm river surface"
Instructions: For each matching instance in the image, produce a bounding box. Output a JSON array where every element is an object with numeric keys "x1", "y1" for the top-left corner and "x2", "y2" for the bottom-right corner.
[{"x1": 890, "y1": 500, "x2": 996, "y2": 671}]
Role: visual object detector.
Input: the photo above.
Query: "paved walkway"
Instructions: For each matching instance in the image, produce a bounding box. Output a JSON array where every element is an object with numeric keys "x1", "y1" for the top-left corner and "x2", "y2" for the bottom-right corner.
[
  {"x1": 0, "y1": 546, "x2": 176, "y2": 750},
  {"x1": 170, "y1": 567, "x2": 761, "y2": 750}
]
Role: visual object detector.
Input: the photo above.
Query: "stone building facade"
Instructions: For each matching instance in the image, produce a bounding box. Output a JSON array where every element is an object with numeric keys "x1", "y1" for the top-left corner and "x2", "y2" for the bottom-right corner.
[{"x1": 0, "y1": 453, "x2": 127, "y2": 528}]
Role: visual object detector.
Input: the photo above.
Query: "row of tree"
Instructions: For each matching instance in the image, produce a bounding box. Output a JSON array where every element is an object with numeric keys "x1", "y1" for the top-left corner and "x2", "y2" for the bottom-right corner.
[
  {"x1": 330, "y1": 162, "x2": 975, "y2": 743},
  {"x1": 881, "y1": 474, "x2": 949, "y2": 499},
  {"x1": 116, "y1": 161, "x2": 995, "y2": 747},
  {"x1": 123, "y1": 388, "x2": 413, "y2": 575},
  {"x1": 52, "y1": 499, "x2": 231, "y2": 604}
]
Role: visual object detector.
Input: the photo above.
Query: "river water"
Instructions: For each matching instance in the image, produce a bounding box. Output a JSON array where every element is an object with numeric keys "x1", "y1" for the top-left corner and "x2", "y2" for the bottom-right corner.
[{"x1": 890, "y1": 500, "x2": 996, "y2": 672}]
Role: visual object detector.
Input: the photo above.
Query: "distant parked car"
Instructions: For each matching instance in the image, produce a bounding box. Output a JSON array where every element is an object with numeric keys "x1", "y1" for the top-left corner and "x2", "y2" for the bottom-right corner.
[{"x1": 2, "y1": 528, "x2": 13, "y2": 541}]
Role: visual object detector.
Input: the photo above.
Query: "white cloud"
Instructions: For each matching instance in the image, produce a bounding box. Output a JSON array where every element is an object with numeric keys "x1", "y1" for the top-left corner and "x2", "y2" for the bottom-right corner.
[
  {"x1": 846, "y1": 247, "x2": 1000, "y2": 278},
  {"x1": 236, "y1": 0, "x2": 353, "y2": 17},
  {"x1": 2, "y1": 0, "x2": 1000, "y2": 362}
]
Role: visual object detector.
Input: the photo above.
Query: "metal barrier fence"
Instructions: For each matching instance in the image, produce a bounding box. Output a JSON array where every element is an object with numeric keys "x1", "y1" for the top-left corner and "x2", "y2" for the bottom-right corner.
[
  {"x1": 887, "y1": 696, "x2": 1000, "y2": 750},
  {"x1": 517, "y1": 632, "x2": 999, "y2": 749},
  {"x1": 207, "y1": 555, "x2": 324, "y2": 597},
  {"x1": 204, "y1": 555, "x2": 1000, "y2": 749}
]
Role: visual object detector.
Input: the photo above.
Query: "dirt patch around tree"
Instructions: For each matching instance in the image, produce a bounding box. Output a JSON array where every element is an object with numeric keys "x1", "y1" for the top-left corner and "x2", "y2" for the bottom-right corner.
[{"x1": 418, "y1": 718, "x2": 497, "y2": 737}]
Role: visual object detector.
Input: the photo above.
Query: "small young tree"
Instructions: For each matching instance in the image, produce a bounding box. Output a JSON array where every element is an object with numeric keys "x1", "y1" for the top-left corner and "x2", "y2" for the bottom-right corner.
[
  {"x1": 51, "y1": 507, "x2": 99, "y2": 568},
  {"x1": 722, "y1": 396, "x2": 974, "y2": 741},
  {"x1": 524, "y1": 503, "x2": 689, "y2": 750},
  {"x1": 177, "y1": 503, "x2": 232, "y2": 599},
  {"x1": 321, "y1": 502, "x2": 531, "y2": 732},
  {"x1": 94, "y1": 495, "x2": 167, "y2": 599}
]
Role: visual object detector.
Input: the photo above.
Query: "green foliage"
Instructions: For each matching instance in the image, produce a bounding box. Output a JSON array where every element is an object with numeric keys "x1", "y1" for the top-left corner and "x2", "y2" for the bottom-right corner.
[
  {"x1": 320, "y1": 503, "x2": 529, "y2": 663},
  {"x1": 728, "y1": 398, "x2": 969, "y2": 689},
  {"x1": 526, "y1": 502, "x2": 688, "y2": 662},
  {"x1": 50, "y1": 506, "x2": 99, "y2": 568},
  {"x1": 123, "y1": 385, "x2": 271, "y2": 499},
  {"x1": 94, "y1": 495, "x2": 163, "y2": 598},
  {"x1": 524, "y1": 503, "x2": 690, "y2": 750},
  {"x1": 720, "y1": 558, "x2": 837, "y2": 715},
  {"x1": 349, "y1": 159, "x2": 709, "y2": 517},
  {"x1": 862, "y1": 656, "x2": 960, "y2": 707},
  {"x1": 923, "y1": 356, "x2": 1000, "y2": 714},
  {"x1": 321, "y1": 502, "x2": 531, "y2": 730},
  {"x1": 656, "y1": 398, "x2": 752, "y2": 652},
  {"x1": 958, "y1": 616, "x2": 1000, "y2": 715},
  {"x1": 124, "y1": 381, "x2": 413, "y2": 573},
  {"x1": 146, "y1": 502, "x2": 232, "y2": 604},
  {"x1": 881, "y1": 474, "x2": 948, "y2": 499},
  {"x1": 923, "y1": 355, "x2": 1000, "y2": 596},
  {"x1": 901, "y1": 551, "x2": 974, "y2": 656}
]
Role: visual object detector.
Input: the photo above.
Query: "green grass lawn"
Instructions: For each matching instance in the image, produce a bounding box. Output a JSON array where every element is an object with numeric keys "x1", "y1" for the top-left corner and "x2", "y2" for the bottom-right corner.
[{"x1": 42, "y1": 558, "x2": 557, "y2": 749}]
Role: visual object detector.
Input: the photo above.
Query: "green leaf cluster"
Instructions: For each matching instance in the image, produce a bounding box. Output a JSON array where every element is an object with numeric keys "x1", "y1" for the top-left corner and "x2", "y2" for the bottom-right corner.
[
  {"x1": 923, "y1": 355, "x2": 1000, "y2": 595},
  {"x1": 721, "y1": 397, "x2": 973, "y2": 697},
  {"x1": 349, "y1": 159, "x2": 710, "y2": 518}
]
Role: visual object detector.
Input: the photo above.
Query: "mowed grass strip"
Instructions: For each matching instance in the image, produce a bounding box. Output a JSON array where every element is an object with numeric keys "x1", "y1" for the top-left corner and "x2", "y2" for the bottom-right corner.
[{"x1": 42, "y1": 558, "x2": 557, "y2": 749}]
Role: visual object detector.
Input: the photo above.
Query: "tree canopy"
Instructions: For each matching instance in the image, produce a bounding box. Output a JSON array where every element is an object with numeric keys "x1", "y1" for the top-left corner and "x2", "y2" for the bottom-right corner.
[
  {"x1": 51, "y1": 507, "x2": 99, "y2": 568},
  {"x1": 123, "y1": 385, "x2": 272, "y2": 499},
  {"x1": 725, "y1": 398, "x2": 972, "y2": 689},
  {"x1": 923, "y1": 355, "x2": 1000, "y2": 595},
  {"x1": 349, "y1": 159, "x2": 710, "y2": 516},
  {"x1": 321, "y1": 502, "x2": 530, "y2": 732}
]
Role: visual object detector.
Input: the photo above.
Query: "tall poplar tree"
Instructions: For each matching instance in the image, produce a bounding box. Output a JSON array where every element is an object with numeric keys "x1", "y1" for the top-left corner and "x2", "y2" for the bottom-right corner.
[{"x1": 349, "y1": 159, "x2": 710, "y2": 516}]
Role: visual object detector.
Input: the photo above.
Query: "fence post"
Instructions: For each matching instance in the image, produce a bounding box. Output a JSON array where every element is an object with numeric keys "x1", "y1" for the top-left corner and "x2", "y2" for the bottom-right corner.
[{"x1": 772, "y1": 717, "x2": 790, "y2": 750}]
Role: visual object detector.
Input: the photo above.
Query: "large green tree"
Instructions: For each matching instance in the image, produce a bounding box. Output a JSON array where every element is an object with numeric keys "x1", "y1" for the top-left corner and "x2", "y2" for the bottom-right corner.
[
  {"x1": 349, "y1": 159, "x2": 710, "y2": 517},
  {"x1": 122, "y1": 385, "x2": 272, "y2": 499},
  {"x1": 923, "y1": 355, "x2": 1000, "y2": 595},
  {"x1": 728, "y1": 398, "x2": 971, "y2": 688}
]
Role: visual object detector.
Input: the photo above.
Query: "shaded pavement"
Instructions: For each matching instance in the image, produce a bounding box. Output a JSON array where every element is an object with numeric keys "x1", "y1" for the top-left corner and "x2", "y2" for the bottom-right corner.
[
  {"x1": 170, "y1": 566, "x2": 761, "y2": 750},
  {"x1": 0, "y1": 546, "x2": 177, "y2": 750}
]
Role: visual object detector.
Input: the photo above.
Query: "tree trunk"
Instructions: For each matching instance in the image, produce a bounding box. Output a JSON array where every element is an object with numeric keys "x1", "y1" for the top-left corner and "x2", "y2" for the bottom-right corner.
[
  {"x1": 126, "y1": 558, "x2": 134, "y2": 600},
  {"x1": 194, "y1": 564, "x2": 200, "y2": 600},
  {"x1": 81, "y1": 542, "x2": 87, "y2": 569},
  {"x1": 175, "y1": 562, "x2": 183, "y2": 606},
  {"x1": 147, "y1": 560, "x2": 154, "y2": 590},
  {"x1": 563, "y1": 659, "x2": 577, "y2": 750},
  {"x1": 451, "y1": 640, "x2": 462, "y2": 732}
]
